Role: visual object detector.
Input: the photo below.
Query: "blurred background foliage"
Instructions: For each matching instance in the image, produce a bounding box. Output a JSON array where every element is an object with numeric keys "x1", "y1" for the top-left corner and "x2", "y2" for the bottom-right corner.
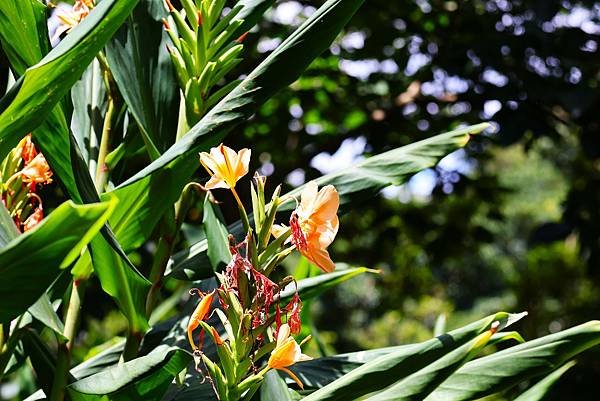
[{"x1": 1, "y1": 0, "x2": 599, "y2": 399}]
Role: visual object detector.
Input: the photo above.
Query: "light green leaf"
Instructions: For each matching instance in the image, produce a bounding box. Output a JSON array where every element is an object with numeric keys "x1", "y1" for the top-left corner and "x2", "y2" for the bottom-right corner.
[
  {"x1": 280, "y1": 267, "x2": 378, "y2": 302},
  {"x1": 67, "y1": 345, "x2": 192, "y2": 401},
  {"x1": 0, "y1": 0, "x2": 49, "y2": 76},
  {"x1": 0, "y1": 200, "x2": 114, "y2": 323},
  {"x1": 365, "y1": 326, "x2": 500, "y2": 401},
  {"x1": 260, "y1": 370, "x2": 295, "y2": 401},
  {"x1": 513, "y1": 361, "x2": 576, "y2": 401},
  {"x1": 89, "y1": 236, "x2": 151, "y2": 332},
  {"x1": 0, "y1": 0, "x2": 140, "y2": 160},
  {"x1": 425, "y1": 321, "x2": 600, "y2": 401},
  {"x1": 0, "y1": 200, "x2": 19, "y2": 247},
  {"x1": 203, "y1": 195, "x2": 231, "y2": 271},
  {"x1": 27, "y1": 293, "x2": 66, "y2": 341}
]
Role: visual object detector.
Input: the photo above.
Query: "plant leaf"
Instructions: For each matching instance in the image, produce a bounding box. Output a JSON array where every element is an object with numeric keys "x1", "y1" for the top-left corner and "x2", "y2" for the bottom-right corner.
[
  {"x1": 67, "y1": 345, "x2": 192, "y2": 401},
  {"x1": 0, "y1": 0, "x2": 49, "y2": 76},
  {"x1": 300, "y1": 312, "x2": 526, "y2": 401},
  {"x1": 424, "y1": 321, "x2": 600, "y2": 401},
  {"x1": 280, "y1": 267, "x2": 378, "y2": 302},
  {"x1": 105, "y1": 0, "x2": 178, "y2": 155},
  {"x1": 27, "y1": 293, "x2": 66, "y2": 341},
  {"x1": 513, "y1": 361, "x2": 576, "y2": 401},
  {"x1": 0, "y1": 0, "x2": 140, "y2": 160},
  {"x1": 260, "y1": 370, "x2": 295, "y2": 401},
  {"x1": 0, "y1": 200, "x2": 115, "y2": 323},
  {"x1": 0, "y1": 200, "x2": 19, "y2": 247},
  {"x1": 203, "y1": 195, "x2": 231, "y2": 271}
]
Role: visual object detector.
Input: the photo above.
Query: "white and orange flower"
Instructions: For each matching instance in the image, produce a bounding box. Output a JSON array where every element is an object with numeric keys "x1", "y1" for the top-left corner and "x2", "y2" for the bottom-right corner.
[
  {"x1": 275, "y1": 181, "x2": 340, "y2": 272},
  {"x1": 199, "y1": 144, "x2": 251, "y2": 190}
]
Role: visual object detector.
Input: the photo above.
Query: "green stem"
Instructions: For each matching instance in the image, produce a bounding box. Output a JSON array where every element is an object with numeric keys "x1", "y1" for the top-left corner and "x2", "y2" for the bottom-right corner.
[
  {"x1": 145, "y1": 185, "x2": 196, "y2": 316},
  {"x1": 231, "y1": 187, "x2": 251, "y2": 234},
  {"x1": 121, "y1": 331, "x2": 143, "y2": 362},
  {"x1": 50, "y1": 280, "x2": 86, "y2": 401},
  {"x1": 95, "y1": 96, "x2": 115, "y2": 192},
  {"x1": 95, "y1": 53, "x2": 117, "y2": 193}
]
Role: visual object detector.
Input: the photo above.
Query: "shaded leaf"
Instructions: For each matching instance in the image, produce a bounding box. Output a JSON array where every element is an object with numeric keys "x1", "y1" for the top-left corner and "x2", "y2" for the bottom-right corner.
[
  {"x1": 425, "y1": 321, "x2": 600, "y2": 401},
  {"x1": 67, "y1": 345, "x2": 192, "y2": 401},
  {"x1": 513, "y1": 361, "x2": 576, "y2": 401},
  {"x1": 300, "y1": 312, "x2": 525, "y2": 401},
  {"x1": 0, "y1": 200, "x2": 115, "y2": 323}
]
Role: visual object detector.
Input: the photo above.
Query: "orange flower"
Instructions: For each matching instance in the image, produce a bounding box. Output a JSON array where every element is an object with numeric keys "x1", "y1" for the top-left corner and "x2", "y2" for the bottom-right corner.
[
  {"x1": 199, "y1": 144, "x2": 250, "y2": 190},
  {"x1": 187, "y1": 290, "x2": 216, "y2": 351},
  {"x1": 19, "y1": 135, "x2": 37, "y2": 165},
  {"x1": 23, "y1": 206, "x2": 43, "y2": 232},
  {"x1": 267, "y1": 323, "x2": 311, "y2": 388},
  {"x1": 289, "y1": 181, "x2": 339, "y2": 272},
  {"x1": 21, "y1": 154, "x2": 53, "y2": 187}
]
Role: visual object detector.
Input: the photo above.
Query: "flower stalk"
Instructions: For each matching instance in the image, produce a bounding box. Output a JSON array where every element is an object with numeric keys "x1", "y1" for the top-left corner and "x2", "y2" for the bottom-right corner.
[{"x1": 185, "y1": 144, "x2": 340, "y2": 400}]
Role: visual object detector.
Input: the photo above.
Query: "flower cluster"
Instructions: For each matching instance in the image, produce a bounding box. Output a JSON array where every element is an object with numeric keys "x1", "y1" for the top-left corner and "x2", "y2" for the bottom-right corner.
[
  {"x1": 1, "y1": 135, "x2": 53, "y2": 232},
  {"x1": 187, "y1": 144, "x2": 339, "y2": 399}
]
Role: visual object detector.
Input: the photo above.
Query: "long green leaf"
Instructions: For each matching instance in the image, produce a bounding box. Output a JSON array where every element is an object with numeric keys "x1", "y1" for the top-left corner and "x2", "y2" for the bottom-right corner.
[
  {"x1": 0, "y1": 0, "x2": 140, "y2": 159},
  {"x1": 425, "y1": 321, "x2": 600, "y2": 401},
  {"x1": 0, "y1": 199, "x2": 114, "y2": 323},
  {"x1": 67, "y1": 346, "x2": 192, "y2": 401},
  {"x1": 513, "y1": 361, "x2": 576, "y2": 401},
  {"x1": 0, "y1": 0, "x2": 49, "y2": 76},
  {"x1": 0, "y1": 201, "x2": 19, "y2": 247},
  {"x1": 365, "y1": 326, "x2": 499, "y2": 401},
  {"x1": 101, "y1": 0, "x2": 365, "y2": 258},
  {"x1": 203, "y1": 195, "x2": 231, "y2": 271},
  {"x1": 105, "y1": 0, "x2": 178, "y2": 155},
  {"x1": 260, "y1": 370, "x2": 295, "y2": 401},
  {"x1": 300, "y1": 312, "x2": 525, "y2": 401},
  {"x1": 280, "y1": 267, "x2": 378, "y2": 302},
  {"x1": 167, "y1": 123, "x2": 489, "y2": 280}
]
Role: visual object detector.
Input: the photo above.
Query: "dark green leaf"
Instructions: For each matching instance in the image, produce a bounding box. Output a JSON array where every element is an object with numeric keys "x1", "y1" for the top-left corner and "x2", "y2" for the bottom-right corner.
[
  {"x1": 260, "y1": 370, "x2": 295, "y2": 401},
  {"x1": 0, "y1": 0, "x2": 140, "y2": 160},
  {"x1": 513, "y1": 361, "x2": 576, "y2": 401},
  {"x1": 105, "y1": 0, "x2": 178, "y2": 154},
  {"x1": 67, "y1": 346, "x2": 192, "y2": 401},
  {"x1": 300, "y1": 312, "x2": 525, "y2": 401},
  {"x1": 203, "y1": 195, "x2": 231, "y2": 272},
  {"x1": 0, "y1": 200, "x2": 114, "y2": 323},
  {"x1": 425, "y1": 321, "x2": 600, "y2": 401}
]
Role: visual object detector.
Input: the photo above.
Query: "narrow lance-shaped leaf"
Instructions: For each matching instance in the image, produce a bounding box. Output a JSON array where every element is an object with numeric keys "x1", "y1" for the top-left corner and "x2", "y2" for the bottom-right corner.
[
  {"x1": 0, "y1": 0, "x2": 140, "y2": 160},
  {"x1": 425, "y1": 321, "x2": 600, "y2": 401},
  {"x1": 513, "y1": 361, "x2": 576, "y2": 401},
  {"x1": 365, "y1": 323, "x2": 501, "y2": 401},
  {"x1": 66, "y1": 346, "x2": 193, "y2": 401},
  {"x1": 203, "y1": 194, "x2": 231, "y2": 271},
  {"x1": 0, "y1": 0, "x2": 49, "y2": 76},
  {"x1": 300, "y1": 312, "x2": 526, "y2": 401},
  {"x1": 105, "y1": 0, "x2": 178, "y2": 154},
  {"x1": 0, "y1": 200, "x2": 19, "y2": 247},
  {"x1": 0, "y1": 199, "x2": 115, "y2": 323},
  {"x1": 167, "y1": 123, "x2": 489, "y2": 280}
]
